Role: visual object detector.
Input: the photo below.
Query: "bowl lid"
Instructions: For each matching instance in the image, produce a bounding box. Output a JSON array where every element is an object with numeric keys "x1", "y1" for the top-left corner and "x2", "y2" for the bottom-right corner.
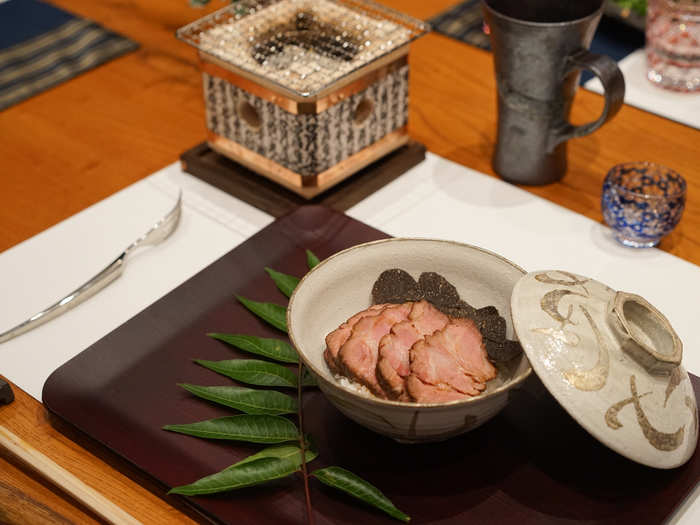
[
  {"x1": 176, "y1": 0, "x2": 429, "y2": 99},
  {"x1": 511, "y1": 270, "x2": 698, "y2": 469}
]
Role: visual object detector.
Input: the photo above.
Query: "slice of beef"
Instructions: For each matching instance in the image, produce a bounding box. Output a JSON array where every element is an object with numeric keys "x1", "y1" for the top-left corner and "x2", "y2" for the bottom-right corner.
[
  {"x1": 376, "y1": 300, "x2": 448, "y2": 399},
  {"x1": 337, "y1": 303, "x2": 412, "y2": 397},
  {"x1": 372, "y1": 269, "x2": 422, "y2": 304},
  {"x1": 324, "y1": 304, "x2": 387, "y2": 374},
  {"x1": 409, "y1": 334, "x2": 484, "y2": 397},
  {"x1": 442, "y1": 318, "x2": 498, "y2": 383},
  {"x1": 405, "y1": 375, "x2": 470, "y2": 403},
  {"x1": 410, "y1": 299, "x2": 451, "y2": 335},
  {"x1": 407, "y1": 318, "x2": 496, "y2": 402},
  {"x1": 377, "y1": 322, "x2": 418, "y2": 399},
  {"x1": 456, "y1": 304, "x2": 523, "y2": 362}
]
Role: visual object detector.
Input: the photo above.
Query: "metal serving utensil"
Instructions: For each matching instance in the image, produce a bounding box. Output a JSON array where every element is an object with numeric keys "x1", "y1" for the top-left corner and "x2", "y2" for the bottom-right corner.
[{"x1": 0, "y1": 192, "x2": 182, "y2": 344}]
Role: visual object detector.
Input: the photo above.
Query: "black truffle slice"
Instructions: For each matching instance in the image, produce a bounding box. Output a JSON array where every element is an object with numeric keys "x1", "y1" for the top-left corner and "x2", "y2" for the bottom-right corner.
[
  {"x1": 418, "y1": 272, "x2": 461, "y2": 307},
  {"x1": 485, "y1": 340, "x2": 523, "y2": 362},
  {"x1": 473, "y1": 306, "x2": 500, "y2": 322},
  {"x1": 479, "y1": 315, "x2": 506, "y2": 343},
  {"x1": 372, "y1": 269, "x2": 423, "y2": 304},
  {"x1": 436, "y1": 300, "x2": 476, "y2": 319}
]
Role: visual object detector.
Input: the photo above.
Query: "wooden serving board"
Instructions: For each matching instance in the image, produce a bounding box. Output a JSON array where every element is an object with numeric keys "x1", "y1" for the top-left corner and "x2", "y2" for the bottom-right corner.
[{"x1": 43, "y1": 206, "x2": 700, "y2": 525}]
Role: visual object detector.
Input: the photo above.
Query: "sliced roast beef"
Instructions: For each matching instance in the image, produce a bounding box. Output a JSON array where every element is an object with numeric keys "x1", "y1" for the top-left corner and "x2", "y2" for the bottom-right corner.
[
  {"x1": 440, "y1": 318, "x2": 497, "y2": 384},
  {"x1": 409, "y1": 335, "x2": 484, "y2": 397},
  {"x1": 370, "y1": 269, "x2": 523, "y2": 363},
  {"x1": 405, "y1": 375, "x2": 471, "y2": 403},
  {"x1": 376, "y1": 300, "x2": 448, "y2": 399},
  {"x1": 324, "y1": 304, "x2": 387, "y2": 374},
  {"x1": 410, "y1": 299, "x2": 450, "y2": 335},
  {"x1": 376, "y1": 322, "x2": 417, "y2": 398},
  {"x1": 337, "y1": 303, "x2": 412, "y2": 397},
  {"x1": 325, "y1": 285, "x2": 502, "y2": 404},
  {"x1": 407, "y1": 318, "x2": 496, "y2": 403}
]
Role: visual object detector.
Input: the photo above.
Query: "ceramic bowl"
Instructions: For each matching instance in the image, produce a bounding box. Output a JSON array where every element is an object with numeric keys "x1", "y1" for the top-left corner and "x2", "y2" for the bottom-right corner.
[{"x1": 287, "y1": 238, "x2": 532, "y2": 443}]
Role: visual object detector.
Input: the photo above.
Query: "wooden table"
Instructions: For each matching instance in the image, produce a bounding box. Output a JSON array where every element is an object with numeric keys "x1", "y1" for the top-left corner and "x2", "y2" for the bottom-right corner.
[{"x1": 0, "y1": 0, "x2": 698, "y2": 522}]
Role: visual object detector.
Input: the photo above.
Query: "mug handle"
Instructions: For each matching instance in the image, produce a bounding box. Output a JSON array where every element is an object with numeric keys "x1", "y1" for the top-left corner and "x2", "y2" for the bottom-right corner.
[{"x1": 548, "y1": 49, "x2": 626, "y2": 151}]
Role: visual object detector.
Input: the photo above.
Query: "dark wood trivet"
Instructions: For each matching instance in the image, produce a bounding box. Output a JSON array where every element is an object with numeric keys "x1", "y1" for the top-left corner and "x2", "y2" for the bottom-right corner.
[{"x1": 180, "y1": 141, "x2": 426, "y2": 217}]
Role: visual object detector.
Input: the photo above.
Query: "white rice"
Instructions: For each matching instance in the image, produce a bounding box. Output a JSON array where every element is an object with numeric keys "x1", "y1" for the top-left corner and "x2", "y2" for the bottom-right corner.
[{"x1": 335, "y1": 374, "x2": 376, "y2": 398}]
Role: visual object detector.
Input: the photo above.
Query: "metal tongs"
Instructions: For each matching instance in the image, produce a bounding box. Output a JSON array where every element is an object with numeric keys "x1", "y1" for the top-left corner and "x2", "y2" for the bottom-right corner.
[{"x1": 0, "y1": 192, "x2": 182, "y2": 344}]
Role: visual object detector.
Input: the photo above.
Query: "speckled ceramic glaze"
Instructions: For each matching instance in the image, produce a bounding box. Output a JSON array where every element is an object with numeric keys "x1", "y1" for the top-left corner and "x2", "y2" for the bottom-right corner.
[
  {"x1": 512, "y1": 270, "x2": 698, "y2": 468},
  {"x1": 287, "y1": 238, "x2": 532, "y2": 443}
]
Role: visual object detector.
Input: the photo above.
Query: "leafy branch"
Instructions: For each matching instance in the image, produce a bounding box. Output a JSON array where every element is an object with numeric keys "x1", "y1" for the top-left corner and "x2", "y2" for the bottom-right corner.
[
  {"x1": 164, "y1": 249, "x2": 409, "y2": 523},
  {"x1": 610, "y1": 0, "x2": 647, "y2": 16}
]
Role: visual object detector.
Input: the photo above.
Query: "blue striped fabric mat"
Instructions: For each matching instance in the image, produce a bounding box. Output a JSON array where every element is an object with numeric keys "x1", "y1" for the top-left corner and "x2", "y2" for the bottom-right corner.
[{"x1": 0, "y1": 0, "x2": 138, "y2": 111}]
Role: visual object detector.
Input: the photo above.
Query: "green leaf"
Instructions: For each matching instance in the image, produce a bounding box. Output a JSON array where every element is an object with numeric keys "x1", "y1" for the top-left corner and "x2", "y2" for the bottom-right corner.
[
  {"x1": 195, "y1": 359, "x2": 298, "y2": 388},
  {"x1": 610, "y1": 0, "x2": 646, "y2": 16},
  {"x1": 265, "y1": 268, "x2": 300, "y2": 298},
  {"x1": 232, "y1": 444, "x2": 317, "y2": 469},
  {"x1": 170, "y1": 445, "x2": 317, "y2": 495},
  {"x1": 312, "y1": 466, "x2": 410, "y2": 523},
  {"x1": 169, "y1": 450, "x2": 313, "y2": 496},
  {"x1": 169, "y1": 458, "x2": 290, "y2": 496},
  {"x1": 208, "y1": 333, "x2": 298, "y2": 363},
  {"x1": 306, "y1": 249, "x2": 320, "y2": 269},
  {"x1": 163, "y1": 415, "x2": 299, "y2": 444},
  {"x1": 237, "y1": 295, "x2": 287, "y2": 332},
  {"x1": 178, "y1": 384, "x2": 297, "y2": 415},
  {"x1": 301, "y1": 367, "x2": 318, "y2": 387}
]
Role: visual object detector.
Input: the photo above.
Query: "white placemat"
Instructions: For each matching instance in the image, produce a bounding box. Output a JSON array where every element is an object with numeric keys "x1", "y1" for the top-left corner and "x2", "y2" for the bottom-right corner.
[
  {"x1": 0, "y1": 163, "x2": 273, "y2": 400},
  {"x1": 585, "y1": 49, "x2": 700, "y2": 129}
]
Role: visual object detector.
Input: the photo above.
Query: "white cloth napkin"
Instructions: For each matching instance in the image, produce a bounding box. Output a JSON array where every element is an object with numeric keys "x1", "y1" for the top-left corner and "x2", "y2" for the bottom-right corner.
[{"x1": 585, "y1": 49, "x2": 700, "y2": 129}]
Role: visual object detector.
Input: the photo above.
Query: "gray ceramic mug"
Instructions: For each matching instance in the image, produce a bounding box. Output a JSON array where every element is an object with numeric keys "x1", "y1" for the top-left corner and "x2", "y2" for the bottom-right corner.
[{"x1": 483, "y1": 0, "x2": 626, "y2": 185}]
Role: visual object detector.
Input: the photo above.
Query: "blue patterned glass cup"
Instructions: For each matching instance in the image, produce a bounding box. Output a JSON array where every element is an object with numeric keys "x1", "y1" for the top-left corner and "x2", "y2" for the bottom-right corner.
[{"x1": 602, "y1": 162, "x2": 687, "y2": 248}]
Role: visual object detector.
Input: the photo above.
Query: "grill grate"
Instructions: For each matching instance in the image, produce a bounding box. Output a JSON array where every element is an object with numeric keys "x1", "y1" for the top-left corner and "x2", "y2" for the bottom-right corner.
[{"x1": 177, "y1": 0, "x2": 429, "y2": 97}]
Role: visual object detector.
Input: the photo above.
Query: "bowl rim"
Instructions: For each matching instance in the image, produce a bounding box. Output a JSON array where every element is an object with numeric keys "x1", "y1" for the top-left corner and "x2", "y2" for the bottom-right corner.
[{"x1": 287, "y1": 237, "x2": 534, "y2": 409}]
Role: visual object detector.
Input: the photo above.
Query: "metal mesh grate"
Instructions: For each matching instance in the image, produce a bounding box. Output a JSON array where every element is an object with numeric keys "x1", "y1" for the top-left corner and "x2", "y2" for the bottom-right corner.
[{"x1": 177, "y1": 0, "x2": 429, "y2": 97}]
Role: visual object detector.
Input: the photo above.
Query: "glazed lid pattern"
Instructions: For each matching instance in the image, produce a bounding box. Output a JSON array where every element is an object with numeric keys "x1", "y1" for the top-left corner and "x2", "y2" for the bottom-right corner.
[{"x1": 511, "y1": 270, "x2": 698, "y2": 469}]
